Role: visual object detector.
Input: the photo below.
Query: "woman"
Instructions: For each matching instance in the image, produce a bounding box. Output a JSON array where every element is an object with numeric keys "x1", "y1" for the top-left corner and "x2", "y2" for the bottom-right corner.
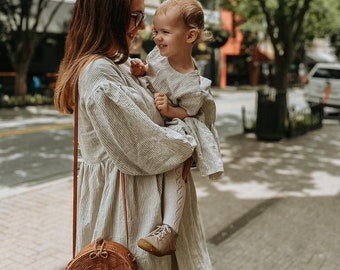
[{"x1": 54, "y1": 0, "x2": 213, "y2": 269}]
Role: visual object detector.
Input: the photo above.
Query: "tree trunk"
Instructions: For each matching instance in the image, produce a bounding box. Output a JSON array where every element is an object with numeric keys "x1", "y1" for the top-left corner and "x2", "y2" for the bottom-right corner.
[
  {"x1": 14, "y1": 63, "x2": 30, "y2": 96},
  {"x1": 272, "y1": 54, "x2": 291, "y2": 138},
  {"x1": 274, "y1": 55, "x2": 289, "y2": 108},
  {"x1": 13, "y1": 37, "x2": 38, "y2": 96}
]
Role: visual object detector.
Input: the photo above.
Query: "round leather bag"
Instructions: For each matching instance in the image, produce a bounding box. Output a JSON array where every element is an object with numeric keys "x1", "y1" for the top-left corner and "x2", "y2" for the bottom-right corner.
[{"x1": 66, "y1": 238, "x2": 137, "y2": 270}]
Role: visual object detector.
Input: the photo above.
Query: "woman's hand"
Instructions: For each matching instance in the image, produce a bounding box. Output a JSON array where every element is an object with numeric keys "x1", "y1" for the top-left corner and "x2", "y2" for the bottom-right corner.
[{"x1": 182, "y1": 156, "x2": 194, "y2": 183}]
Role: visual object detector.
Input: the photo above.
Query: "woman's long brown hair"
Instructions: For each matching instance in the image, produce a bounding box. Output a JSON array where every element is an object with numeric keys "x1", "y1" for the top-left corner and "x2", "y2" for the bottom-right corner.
[{"x1": 54, "y1": 0, "x2": 131, "y2": 114}]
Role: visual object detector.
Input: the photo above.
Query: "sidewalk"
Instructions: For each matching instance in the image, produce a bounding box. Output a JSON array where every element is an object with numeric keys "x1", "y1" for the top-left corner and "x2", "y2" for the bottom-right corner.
[{"x1": 1, "y1": 120, "x2": 340, "y2": 269}]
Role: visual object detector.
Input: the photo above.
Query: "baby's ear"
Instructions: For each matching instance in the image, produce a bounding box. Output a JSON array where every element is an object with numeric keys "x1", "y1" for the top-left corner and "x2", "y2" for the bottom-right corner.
[{"x1": 186, "y1": 29, "x2": 199, "y2": 44}]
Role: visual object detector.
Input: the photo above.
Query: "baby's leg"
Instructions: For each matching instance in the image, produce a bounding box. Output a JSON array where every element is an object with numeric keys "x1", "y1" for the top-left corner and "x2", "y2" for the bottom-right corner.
[
  {"x1": 137, "y1": 164, "x2": 186, "y2": 256},
  {"x1": 163, "y1": 164, "x2": 186, "y2": 233}
]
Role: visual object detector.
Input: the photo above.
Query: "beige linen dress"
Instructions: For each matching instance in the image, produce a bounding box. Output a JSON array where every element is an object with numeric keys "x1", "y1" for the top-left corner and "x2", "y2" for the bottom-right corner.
[{"x1": 76, "y1": 57, "x2": 213, "y2": 270}]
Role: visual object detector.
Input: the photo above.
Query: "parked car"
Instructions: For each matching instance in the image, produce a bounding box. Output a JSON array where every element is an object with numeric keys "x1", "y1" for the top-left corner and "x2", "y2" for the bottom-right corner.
[{"x1": 304, "y1": 62, "x2": 340, "y2": 108}]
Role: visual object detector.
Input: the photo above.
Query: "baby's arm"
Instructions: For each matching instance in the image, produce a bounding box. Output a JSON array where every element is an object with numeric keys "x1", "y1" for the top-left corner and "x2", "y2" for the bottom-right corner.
[
  {"x1": 154, "y1": 93, "x2": 188, "y2": 120},
  {"x1": 130, "y1": 59, "x2": 148, "y2": 76},
  {"x1": 154, "y1": 92, "x2": 191, "y2": 182}
]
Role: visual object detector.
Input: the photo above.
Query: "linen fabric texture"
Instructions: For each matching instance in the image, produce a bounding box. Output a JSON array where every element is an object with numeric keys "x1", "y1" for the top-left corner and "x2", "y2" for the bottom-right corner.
[
  {"x1": 144, "y1": 47, "x2": 224, "y2": 180},
  {"x1": 76, "y1": 57, "x2": 213, "y2": 270}
]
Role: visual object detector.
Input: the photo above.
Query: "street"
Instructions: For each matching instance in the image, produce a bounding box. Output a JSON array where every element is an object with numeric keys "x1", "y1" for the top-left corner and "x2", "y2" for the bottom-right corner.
[
  {"x1": 0, "y1": 88, "x2": 308, "y2": 192},
  {"x1": 0, "y1": 106, "x2": 73, "y2": 194}
]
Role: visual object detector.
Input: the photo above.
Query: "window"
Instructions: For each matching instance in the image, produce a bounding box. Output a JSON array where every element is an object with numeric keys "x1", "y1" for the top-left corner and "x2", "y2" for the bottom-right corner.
[{"x1": 313, "y1": 68, "x2": 340, "y2": 79}]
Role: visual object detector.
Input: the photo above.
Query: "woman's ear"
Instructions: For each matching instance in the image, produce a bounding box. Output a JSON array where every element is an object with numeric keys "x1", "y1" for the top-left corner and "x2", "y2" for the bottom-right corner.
[{"x1": 186, "y1": 29, "x2": 199, "y2": 44}]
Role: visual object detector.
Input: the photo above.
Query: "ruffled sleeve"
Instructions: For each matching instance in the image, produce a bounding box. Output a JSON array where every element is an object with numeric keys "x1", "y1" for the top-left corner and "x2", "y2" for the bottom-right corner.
[{"x1": 80, "y1": 61, "x2": 196, "y2": 176}]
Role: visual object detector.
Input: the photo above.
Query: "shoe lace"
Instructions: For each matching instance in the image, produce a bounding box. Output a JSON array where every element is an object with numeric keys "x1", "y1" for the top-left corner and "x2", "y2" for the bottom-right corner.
[{"x1": 148, "y1": 225, "x2": 171, "y2": 240}]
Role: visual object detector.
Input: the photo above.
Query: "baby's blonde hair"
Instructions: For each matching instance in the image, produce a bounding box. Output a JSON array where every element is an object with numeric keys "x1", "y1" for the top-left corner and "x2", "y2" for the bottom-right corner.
[{"x1": 155, "y1": 0, "x2": 213, "y2": 43}]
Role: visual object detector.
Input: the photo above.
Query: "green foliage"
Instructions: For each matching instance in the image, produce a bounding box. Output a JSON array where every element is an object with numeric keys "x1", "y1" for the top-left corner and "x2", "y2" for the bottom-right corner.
[
  {"x1": 207, "y1": 25, "x2": 229, "y2": 48},
  {"x1": 304, "y1": 0, "x2": 340, "y2": 41},
  {"x1": 220, "y1": 0, "x2": 340, "y2": 44},
  {"x1": 220, "y1": 0, "x2": 262, "y2": 18},
  {"x1": 0, "y1": 94, "x2": 53, "y2": 108},
  {"x1": 286, "y1": 105, "x2": 323, "y2": 137}
]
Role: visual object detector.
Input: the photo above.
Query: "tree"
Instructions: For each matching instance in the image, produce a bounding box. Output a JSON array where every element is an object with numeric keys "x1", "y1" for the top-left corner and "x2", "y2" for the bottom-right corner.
[
  {"x1": 303, "y1": 0, "x2": 340, "y2": 58},
  {"x1": 0, "y1": 0, "x2": 65, "y2": 96},
  {"x1": 220, "y1": 0, "x2": 339, "y2": 139},
  {"x1": 221, "y1": 0, "x2": 315, "y2": 139}
]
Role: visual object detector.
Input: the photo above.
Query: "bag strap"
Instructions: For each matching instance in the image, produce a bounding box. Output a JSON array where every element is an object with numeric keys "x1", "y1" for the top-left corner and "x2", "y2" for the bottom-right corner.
[
  {"x1": 72, "y1": 91, "x2": 129, "y2": 258},
  {"x1": 121, "y1": 172, "x2": 129, "y2": 247},
  {"x1": 72, "y1": 90, "x2": 79, "y2": 258}
]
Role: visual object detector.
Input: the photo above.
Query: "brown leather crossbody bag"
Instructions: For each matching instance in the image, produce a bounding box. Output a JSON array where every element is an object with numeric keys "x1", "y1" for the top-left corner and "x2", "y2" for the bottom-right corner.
[{"x1": 66, "y1": 90, "x2": 137, "y2": 270}]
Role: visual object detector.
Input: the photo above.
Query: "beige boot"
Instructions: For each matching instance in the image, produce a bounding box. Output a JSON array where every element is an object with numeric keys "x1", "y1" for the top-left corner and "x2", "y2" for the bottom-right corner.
[{"x1": 137, "y1": 224, "x2": 178, "y2": 257}]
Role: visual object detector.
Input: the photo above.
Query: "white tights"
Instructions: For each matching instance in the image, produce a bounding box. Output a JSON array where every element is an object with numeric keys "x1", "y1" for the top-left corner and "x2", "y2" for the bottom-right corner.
[{"x1": 162, "y1": 164, "x2": 186, "y2": 233}]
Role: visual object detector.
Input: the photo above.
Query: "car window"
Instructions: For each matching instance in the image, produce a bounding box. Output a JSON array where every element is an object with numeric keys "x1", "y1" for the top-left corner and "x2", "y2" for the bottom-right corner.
[{"x1": 312, "y1": 68, "x2": 340, "y2": 79}]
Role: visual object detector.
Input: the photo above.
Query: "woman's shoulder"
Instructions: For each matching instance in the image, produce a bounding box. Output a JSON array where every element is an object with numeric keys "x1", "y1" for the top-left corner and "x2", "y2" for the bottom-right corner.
[
  {"x1": 79, "y1": 57, "x2": 131, "y2": 98},
  {"x1": 81, "y1": 57, "x2": 130, "y2": 82},
  {"x1": 85, "y1": 57, "x2": 117, "y2": 74}
]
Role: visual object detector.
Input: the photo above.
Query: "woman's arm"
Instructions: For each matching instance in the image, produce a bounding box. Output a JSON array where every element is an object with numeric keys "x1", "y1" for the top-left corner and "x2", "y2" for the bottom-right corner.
[{"x1": 84, "y1": 82, "x2": 195, "y2": 176}]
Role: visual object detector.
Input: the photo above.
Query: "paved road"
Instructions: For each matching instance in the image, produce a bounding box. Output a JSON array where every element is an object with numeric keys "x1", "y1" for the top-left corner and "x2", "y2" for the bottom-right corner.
[
  {"x1": 0, "y1": 88, "x2": 313, "y2": 191},
  {"x1": 1, "y1": 89, "x2": 251, "y2": 189},
  {"x1": 0, "y1": 106, "x2": 73, "y2": 191}
]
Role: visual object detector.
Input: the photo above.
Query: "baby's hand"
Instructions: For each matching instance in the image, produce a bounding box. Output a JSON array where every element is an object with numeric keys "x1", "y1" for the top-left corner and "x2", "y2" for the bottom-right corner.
[
  {"x1": 130, "y1": 59, "x2": 146, "y2": 76},
  {"x1": 154, "y1": 92, "x2": 169, "y2": 115}
]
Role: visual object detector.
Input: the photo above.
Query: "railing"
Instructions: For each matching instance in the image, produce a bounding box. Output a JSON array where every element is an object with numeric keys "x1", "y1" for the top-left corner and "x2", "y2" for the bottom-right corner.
[{"x1": 242, "y1": 103, "x2": 324, "y2": 139}]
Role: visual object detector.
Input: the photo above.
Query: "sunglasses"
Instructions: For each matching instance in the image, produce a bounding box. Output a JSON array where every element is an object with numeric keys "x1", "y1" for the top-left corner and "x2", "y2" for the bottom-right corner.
[{"x1": 131, "y1": 11, "x2": 145, "y2": 27}]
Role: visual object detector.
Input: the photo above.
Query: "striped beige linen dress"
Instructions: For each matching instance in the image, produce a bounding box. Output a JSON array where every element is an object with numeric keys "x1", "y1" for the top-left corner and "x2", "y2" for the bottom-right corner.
[
  {"x1": 145, "y1": 47, "x2": 224, "y2": 180},
  {"x1": 76, "y1": 57, "x2": 213, "y2": 270}
]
